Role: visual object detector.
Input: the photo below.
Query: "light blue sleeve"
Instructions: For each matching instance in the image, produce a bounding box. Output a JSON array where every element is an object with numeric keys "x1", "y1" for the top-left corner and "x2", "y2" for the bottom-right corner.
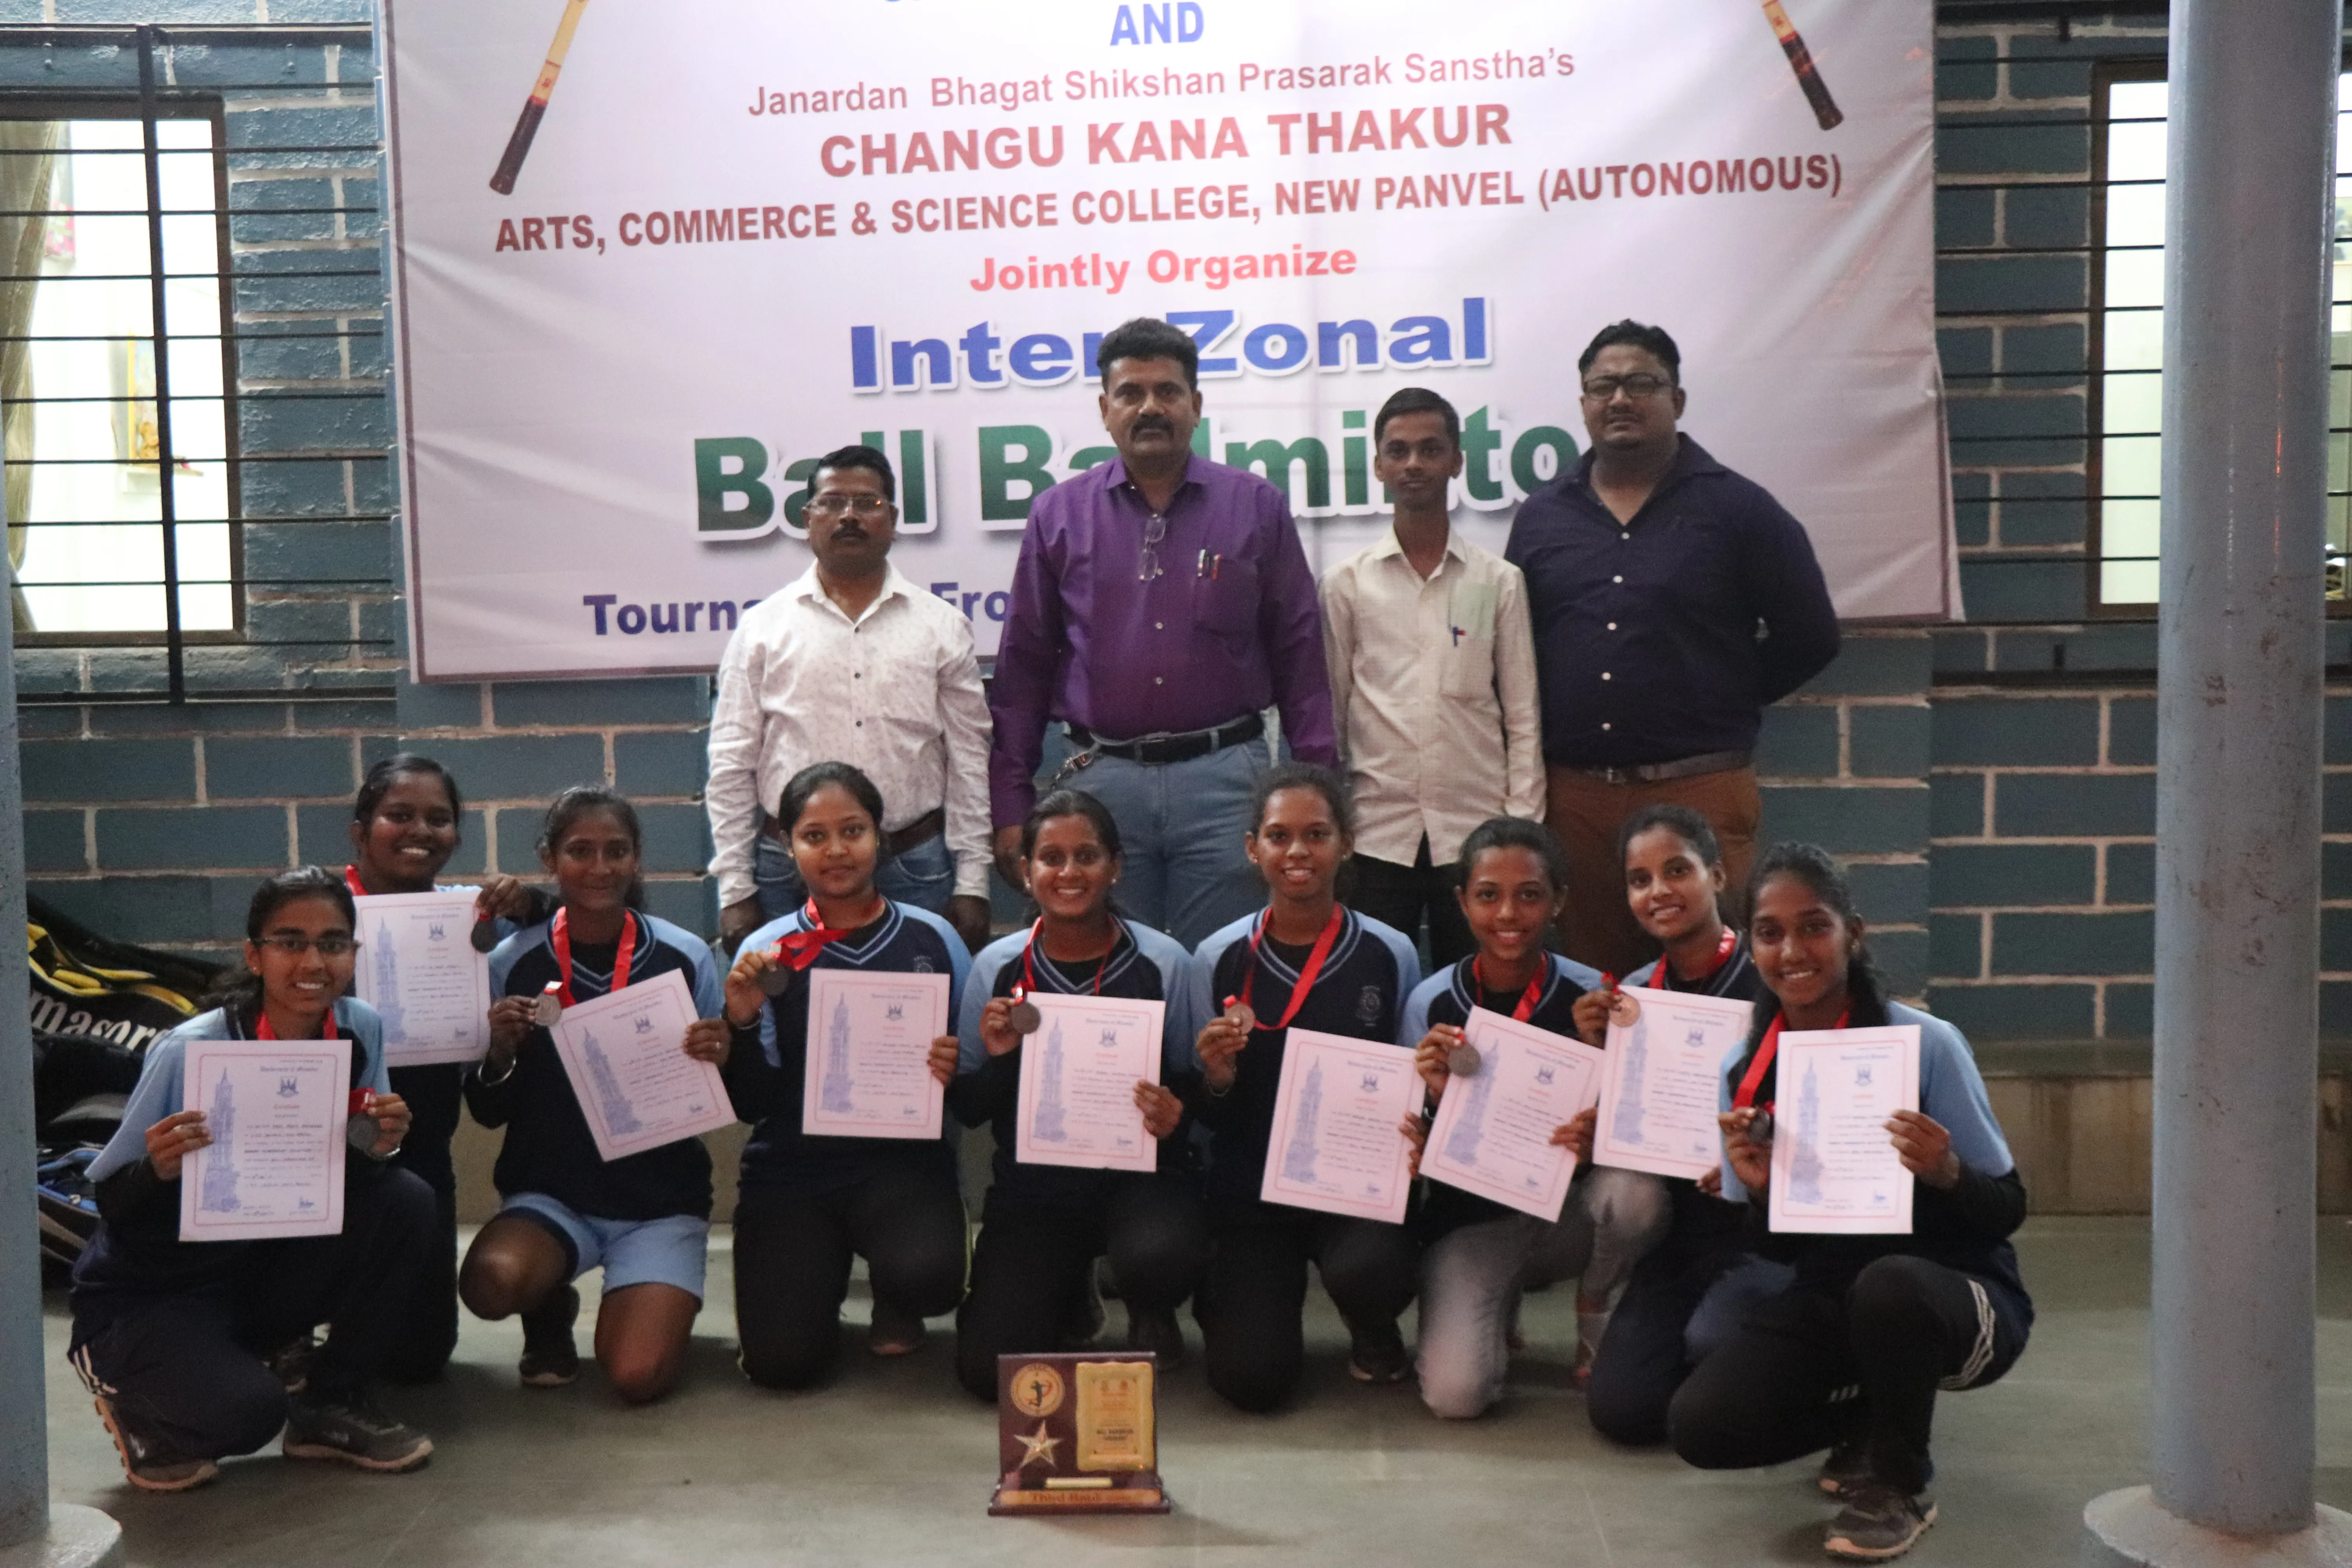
[
  {"x1": 895, "y1": 903, "x2": 975, "y2": 1031},
  {"x1": 1398, "y1": 969, "x2": 1447, "y2": 1050},
  {"x1": 1896, "y1": 1004, "x2": 2015, "y2": 1178},
  {"x1": 1558, "y1": 954, "x2": 1608, "y2": 992},
  {"x1": 736, "y1": 913, "x2": 800, "y2": 1068},
  {"x1": 1180, "y1": 918, "x2": 1253, "y2": 1074},
  {"x1": 1624, "y1": 958, "x2": 1662, "y2": 989},
  {"x1": 486, "y1": 920, "x2": 548, "y2": 999},
  {"x1": 958, "y1": 936, "x2": 1018, "y2": 1076},
  {"x1": 1357, "y1": 913, "x2": 1423, "y2": 1020},
  {"x1": 86, "y1": 1014, "x2": 223, "y2": 1181},
  {"x1": 336, "y1": 998, "x2": 391, "y2": 1094},
  {"x1": 650, "y1": 916, "x2": 726, "y2": 1018},
  {"x1": 1716, "y1": 1060, "x2": 1749, "y2": 1203},
  {"x1": 1133, "y1": 924, "x2": 1200, "y2": 1077}
]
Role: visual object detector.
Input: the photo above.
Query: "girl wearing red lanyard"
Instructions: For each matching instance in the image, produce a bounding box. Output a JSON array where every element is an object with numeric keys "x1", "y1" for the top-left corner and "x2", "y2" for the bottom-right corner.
[
  {"x1": 1674, "y1": 842, "x2": 2031, "y2": 1563},
  {"x1": 946, "y1": 789, "x2": 1203, "y2": 1401},
  {"x1": 342, "y1": 753, "x2": 547, "y2": 1385},
  {"x1": 1398, "y1": 817, "x2": 1662, "y2": 1418},
  {"x1": 459, "y1": 789, "x2": 731, "y2": 1406},
  {"x1": 1187, "y1": 762, "x2": 1424, "y2": 1412}
]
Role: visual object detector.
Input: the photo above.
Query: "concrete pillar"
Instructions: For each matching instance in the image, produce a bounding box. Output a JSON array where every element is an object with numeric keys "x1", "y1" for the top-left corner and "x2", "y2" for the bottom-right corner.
[
  {"x1": 0, "y1": 554, "x2": 119, "y2": 1568},
  {"x1": 2086, "y1": 0, "x2": 2350, "y2": 1562}
]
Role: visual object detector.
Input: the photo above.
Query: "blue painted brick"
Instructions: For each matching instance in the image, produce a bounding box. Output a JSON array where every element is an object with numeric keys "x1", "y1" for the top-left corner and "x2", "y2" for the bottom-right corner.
[
  {"x1": 85, "y1": 702, "x2": 283, "y2": 737},
  {"x1": 1936, "y1": 37, "x2": 1997, "y2": 100},
  {"x1": 226, "y1": 103, "x2": 381, "y2": 154},
  {"x1": 1997, "y1": 490, "x2": 2088, "y2": 552},
  {"x1": 240, "y1": 390, "x2": 391, "y2": 454},
  {"x1": 638, "y1": 803, "x2": 712, "y2": 872},
  {"x1": 2007, "y1": 57, "x2": 2094, "y2": 101},
  {"x1": 641, "y1": 878, "x2": 716, "y2": 938},
  {"x1": 1933, "y1": 630, "x2": 1989, "y2": 675},
  {"x1": 1754, "y1": 704, "x2": 1839, "y2": 779},
  {"x1": 1990, "y1": 910, "x2": 2153, "y2": 975},
  {"x1": 1940, "y1": 325, "x2": 1993, "y2": 377},
  {"x1": 25, "y1": 811, "x2": 86, "y2": 874},
  {"x1": 1847, "y1": 861, "x2": 1929, "y2": 926},
  {"x1": 244, "y1": 520, "x2": 392, "y2": 587},
  {"x1": 2109, "y1": 699, "x2": 2155, "y2": 766},
  {"x1": 1874, "y1": 928, "x2": 1929, "y2": 1000},
  {"x1": 347, "y1": 321, "x2": 389, "y2": 378},
  {"x1": 1931, "y1": 773, "x2": 1987, "y2": 838},
  {"x1": 405, "y1": 735, "x2": 606, "y2": 801},
  {"x1": 1937, "y1": 254, "x2": 2087, "y2": 315},
  {"x1": 1960, "y1": 558, "x2": 2088, "y2": 623},
  {"x1": 494, "y1": 677, "x2": 710, "y2": 728},
  {"x1": 30, "y1": 875, "x2": 258, "y2": 947},
  {"x1": 2004, "y1": 184, "x2": 2089, "y2": 249},
  {"x1": 1930, "y1": 913, "x2": 1983, "y2": 977},
  {"x1": 1938, "y1": 118, "x2": 2088, "y2": 178},
  {"x1": 1849, "y1": 705, "x2": 1931, "y2": 780},
  {"x1": 206, "y1": 736, "x2": 353, "y2": 800},
  {"x1": 1947, "y1": 392, "x2": 2084, "y2": 443},
  {"x1": 1953, "y1": 470, "x2": 1991, "y2": 548},
  {"x1": 18, "y1": 708, "x2": 80, "y2": 738},
  {"x1": 234, "y1": 268, "x2": 385, "y2": 314},
  {"x1": 2325, "y1": 983, "x2": 2352, "y2": 1037},
  {"x1": 1932, "y1": 842, "x2": 2096, "y2": 906},
  {"x1": 2328, "y1": 842, "x2": 2352, "y2": 901},
  {"x1": 236, "y1": 321, "x2": 347, "y2": 382},
  {"x1": 2001, "y1": 323, "x2": 2087, "y2": 377},
  {"x1": 615, "y1": 731, "x2": 711, "y2": 799},
  {"x1": 342, "y1": 177, "x2": 383, "y2": 242},
  {"x1": 1995, "y1": 773, "x2": 2155, "y2": 837},
  {"x1": 2105, "y1": 983, "x2": 2152, "y2": 1039},
  {"x1": 23, "y1": 739, "x2": 194, "y2": 803},
  {"x1": 292, "y1": 699, "x2": 396, "y2": 732},
  {"x1": 1936, "y1": 188, "x2": 1996, "y2": 249},
  {"x1": 240, "y1": 458, "x2": 354, "y2": 519},
  {"x1": 2330, "y1": 697, "x2": 2352, "y2": 766},
  {"x1": 98, "y1": 806, "x2": 287, "y2": 871},
  {"x1": 1931, "y1": 697, "x2": 2099, "y2": 767},
  {"x1": 1757, "y1": 785, "x2": 1928, "y2": 855},
  {"x1": 266, "y1": 0, "x2": 376, "y2": 18},
  {"x1": 396, "y1": 679, "x2": 486, "y2": 731},
  {"x1": 2105, "y1": 842, "x2": 2154, "y2": 905},
  {"x1": 1927, "y1": 983, "x2": 2097, "y2": 1042},
  {"x1": 247, "y1": 598, "x2": 356, "y2": 650},
  {"x1": 490, "y1": 808, "x2": 547, "y2": 875},
  {"x1": 1792, "y1": 634, "x2": 1932, "y2": 698},
  {"x1": 1996, "y1": 624, "x2": 2156, "y2": 674},
  {"x1": 2326, "y1": 773, "x2": 2352, "y2": 834},
  {"x1": 171, "y1": 43, "x2": 341, "y2": 87},
  {"x1": 56, "y1": 0, "x2": 256, "y2": 20},
  {"x1": 2325, "y1": 907, "x2": 2352, "y2": 971}
]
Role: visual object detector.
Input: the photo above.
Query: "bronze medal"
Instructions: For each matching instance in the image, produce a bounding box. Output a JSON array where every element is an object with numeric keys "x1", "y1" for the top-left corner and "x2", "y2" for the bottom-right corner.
[
  {"x1": 1608, "y1": 991, "x2": 1641, "y2": 1027},
  {"x1": 1008, "y1": 999, "x2": 1042, "y2": 1034},
  {"x1": 759, "y1": 962, "x2": 796, "y2": 998},
  {"x1": 1223, "y1": 1000, "x2": 1257, "y2": 1034},
  {"x1": 1446, "y1": 1044, "x2": 1482, "y2": 1078}
]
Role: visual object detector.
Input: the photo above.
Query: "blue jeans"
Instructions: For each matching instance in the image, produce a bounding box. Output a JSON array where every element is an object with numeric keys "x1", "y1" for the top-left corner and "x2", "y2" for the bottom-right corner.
[
  {"x1": 754, "y1": 831, "x2": 955, "y2": 922},
  {"x1": 1058, "y1": 736, "x2": 1271, "y2": 950}
]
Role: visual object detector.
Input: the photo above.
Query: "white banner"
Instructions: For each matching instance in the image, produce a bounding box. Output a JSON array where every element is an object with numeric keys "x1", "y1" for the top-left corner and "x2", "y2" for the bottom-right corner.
[{"x1": 382, "y1": 0, "x2": 1948, "y2": 680}]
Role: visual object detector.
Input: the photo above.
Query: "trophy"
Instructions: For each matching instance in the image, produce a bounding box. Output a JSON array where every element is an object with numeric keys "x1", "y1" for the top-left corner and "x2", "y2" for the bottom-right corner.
[{"x1": 989, "y1": 1352, "x2": 1170, "y2": 1514}]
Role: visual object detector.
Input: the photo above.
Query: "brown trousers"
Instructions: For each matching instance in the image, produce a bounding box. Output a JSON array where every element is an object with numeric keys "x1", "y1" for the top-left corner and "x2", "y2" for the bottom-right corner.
[{"x1": 1543, "y1": 762, "x2": 1762, "y2": 979}]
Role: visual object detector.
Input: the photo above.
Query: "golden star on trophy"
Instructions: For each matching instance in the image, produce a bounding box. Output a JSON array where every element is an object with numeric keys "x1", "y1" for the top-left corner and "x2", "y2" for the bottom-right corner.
[{"x1": 1016, "y1": 1423, "x2": 1061, "y2": 1470}]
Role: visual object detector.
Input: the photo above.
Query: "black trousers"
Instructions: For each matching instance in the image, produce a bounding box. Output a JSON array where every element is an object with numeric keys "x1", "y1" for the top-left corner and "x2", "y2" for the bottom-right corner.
[
  {"x1": 1343, "y1": 840, "x2": 1475, "y2": 969},
  {"x1": 732, "y1": 1165, "x2": 969, "y2": 1390},
  {"x1": 1586, "y1": 1226, "x2": 1755, "y2": 1445},
  {"x1": 953, "y1": 1180, "x2": 1209, "y2": 1401},
  {"x1": 1668, "y1": 1255, "x2": 2030, "y2": 1495},
  {"x1": 382, "y1": 1062, "x2": 462, "y2": 1383},
  {"x1": 1196, "y1": 1197, "x2": 1420, "y2": 1413},
  {"x1": 66, "y1": 1165, "x2": 435, "y2": 1461}
]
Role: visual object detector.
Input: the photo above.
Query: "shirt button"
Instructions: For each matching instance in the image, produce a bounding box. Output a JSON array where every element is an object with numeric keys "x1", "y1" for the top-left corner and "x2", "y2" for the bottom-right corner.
[
  {"x1": 1612, "y1": 575, "x2": 1624, "y2": 584},
  {"x1": 1606, "y1": 622, "x2": 1617, "y2": 632},
  {"x1": 1155, "y1": 622, "x2": 1164, "y2": 630},
  {"x1": 1602, "y1": 722, "x2": 1613, "y2": 732},
  {"x1": 1155, "y1": 677, "x2": 1165, "y2": 686},
  {"x1": 1601, "y1": 672, "x2": 1612, "y2": 681}
]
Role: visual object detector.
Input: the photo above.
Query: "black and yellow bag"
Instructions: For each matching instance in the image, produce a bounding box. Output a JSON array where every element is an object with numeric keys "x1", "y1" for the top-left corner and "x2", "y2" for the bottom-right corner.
[{"x1": 27, "y1": 896, "x2": 220, "y2": 1057}]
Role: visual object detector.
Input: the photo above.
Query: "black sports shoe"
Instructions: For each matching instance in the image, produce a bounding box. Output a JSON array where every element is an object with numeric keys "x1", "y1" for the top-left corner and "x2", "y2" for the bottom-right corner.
[
  {"x1": 281, "y1": 1392, "x2": 433, "y2": 1473},
  {"x1": 1817, "y1": 1439, "x2": 1870, "y2": 1499},
  {"x1": 266, "y1": 1332, "x2": 319, "y2": 1396},
  {"x1": 86, "y1": 1389, "x2": 217, "y2": 1492},
  {"x1": 519, "y1": 1284, "x2": 581, "y2": 1388},
  {"x1": 1824, "y1": 1484, "x2": 1937, "y2": 1561},
  {"x1": 1347, "y1": 1320, "x2": 1410, "y2": 1384},
  {"x1": 1124, "y1": 1304, "x2": 1187, "y2": 1369}
]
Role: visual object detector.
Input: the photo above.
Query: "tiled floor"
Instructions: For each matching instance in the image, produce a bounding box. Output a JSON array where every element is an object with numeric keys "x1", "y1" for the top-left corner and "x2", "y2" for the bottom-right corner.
[{"x1": 34, "y1": 1217, "x2": 2352, "y2": 1566}]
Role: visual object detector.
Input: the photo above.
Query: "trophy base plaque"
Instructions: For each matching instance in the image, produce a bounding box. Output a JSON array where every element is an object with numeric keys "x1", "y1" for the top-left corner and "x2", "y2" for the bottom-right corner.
[{"x1": 989, "y1": 1352, "x2": 1172, "y2": 1515}]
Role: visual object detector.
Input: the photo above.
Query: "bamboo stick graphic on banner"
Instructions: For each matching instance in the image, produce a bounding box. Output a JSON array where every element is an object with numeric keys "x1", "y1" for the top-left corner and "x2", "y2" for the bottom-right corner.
[
  {"x1": 1760, "y1": 0, "x2": 1843, "y2": 131},
  {"x1": 490, "y1": 0, "x2": 589, "y2": 194}
]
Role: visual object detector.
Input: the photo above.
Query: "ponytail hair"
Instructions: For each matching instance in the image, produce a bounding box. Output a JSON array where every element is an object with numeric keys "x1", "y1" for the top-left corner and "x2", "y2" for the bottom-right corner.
[{"x1": 205, "y1": 866, "x2": 358, "y2": 1024}]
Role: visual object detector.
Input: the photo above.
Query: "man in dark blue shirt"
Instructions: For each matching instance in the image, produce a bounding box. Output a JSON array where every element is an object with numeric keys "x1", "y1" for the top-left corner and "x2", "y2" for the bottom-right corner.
[{"x1": 1505, "y1": 321, "x2": 1839, "y2": 975}]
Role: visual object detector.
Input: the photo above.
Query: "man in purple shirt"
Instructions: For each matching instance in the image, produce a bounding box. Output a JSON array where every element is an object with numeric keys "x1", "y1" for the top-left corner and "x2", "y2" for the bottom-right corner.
[{"x1": 988, "y1": 316, "x2": 1338, "y2": 947}]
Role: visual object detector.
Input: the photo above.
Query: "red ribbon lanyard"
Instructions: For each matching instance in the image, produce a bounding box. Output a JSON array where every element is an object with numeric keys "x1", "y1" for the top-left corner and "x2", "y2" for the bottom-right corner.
[
  {"x1": 773, "y1": 896, "x2": 882, "y2": 972},
  {"x1": 551, "y1": 907, "x2": 636, "y2": 1006},
  {"x1": 1655, "y1": 925, "x2": 1739, "y2": 993},
  {"x1": 1018, "y1": 918, "x2": 1110, "y2": 1002},
  {"x1": 1732, "y1": 1005, "x2": 1849, "y2": 1111},
  {"x1": 1472, "y1": 955, "x2": 1546, "y2": 1023},
  {"x1": 343, "y1": 864, "x2": 367, "y2": 897},
  {"x1": 1232, "y1": 904, "x2": 1344, "y2": 1031},
  {"x1": 256, "y1": 1008, "x2": 338, "y2": 1042}
]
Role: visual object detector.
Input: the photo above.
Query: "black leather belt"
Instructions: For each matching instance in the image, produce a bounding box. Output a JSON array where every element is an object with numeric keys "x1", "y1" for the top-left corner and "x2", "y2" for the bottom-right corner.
[
  {"x1": 1067, "y1": 713, "x2": 1265, "y2": 766},
  {"x1": 1566, "y1": 748, "x2": 1751, "y2": 786}
]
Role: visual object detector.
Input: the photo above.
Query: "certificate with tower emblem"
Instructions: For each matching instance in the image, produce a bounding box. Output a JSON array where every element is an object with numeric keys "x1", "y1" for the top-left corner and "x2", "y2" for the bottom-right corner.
[
  {"x1": 550, "y1": 969, "x2": 733, "y2": 1161},
  {"x1": 350, "y1": 889, "x2": 493, "y2": 1067},
  {"x1": 1593, "y1": 985, "x2": 1753, "y2": 1181},
  {"x1": 1422, "y1": 1007, "x2": 1606, "y2": 1221},
  {"x1": 179, "y1": 1040, "x2": 348, "y2": 1241},
  {"x1": 1768, "y1": 1025, "x2": 1921, "y2": 1235},
  {"x1": 801, "y1": 970, "x2": 950, "y2": 1140},
  {"x1": 1259, "y1": 1028, "x2": 1420, "y2": 1224},
  {"x1": 1014, "y1": 992, "x2": 1162, "y2": 1175}
]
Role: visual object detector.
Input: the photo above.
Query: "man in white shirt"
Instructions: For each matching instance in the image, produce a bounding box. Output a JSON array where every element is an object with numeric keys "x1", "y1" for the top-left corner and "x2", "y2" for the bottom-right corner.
[
  {"x1": 1320, "y1": 388, "x2": 1544, "y2": 964},
  {"x1": 706, "y1": 445, "x2": 995, "y2": 953}
]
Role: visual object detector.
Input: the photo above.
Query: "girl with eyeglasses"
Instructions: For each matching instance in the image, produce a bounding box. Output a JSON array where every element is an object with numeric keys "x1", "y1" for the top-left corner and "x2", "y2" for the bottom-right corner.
[
  {"x1": 341, "y1": 753, "x2": 553, "y2": 1383},
  {"x1": 459, "y1": 788, "x2": 728, "y2": 1404},
  {"x1": 949, "y1": 788, "x2": 1206, "y2": 1399},
  {"x1": 67, "y1": 868, "x2": 437, "y2": 1492},
  {"x1": 719, "y1": 761, "x2": 974, "y2": 1389}
]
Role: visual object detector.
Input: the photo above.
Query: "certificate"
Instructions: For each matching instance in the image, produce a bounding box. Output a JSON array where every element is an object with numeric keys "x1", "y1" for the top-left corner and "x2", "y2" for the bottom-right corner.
[
  {"x1": 1768, "y1": 1025, "x2": 1922, "y2": 1235},
  {"x1": 1421, "y1": 1007, "x2": 1607, "y2": 1221},
  {"x1": 352, "y1": 889, "x2": 494, "y2": 1067},
  {"x1": 550, "y1": 969, "x2": 734, "y2": 1161},
  {"x1": 802, "y1": 969, "x2": 951, "y2": 1140},
  {"x1": 1015, "y1": 992, "x2": 1163, "y2": 1174},
  {"x1": 1593, "y1": 985, "x2": 1753, "y2": 1180},
  {"x1": 1258, "y1": 1027, "x2": 1420, "y2": 1224},
  {"x1": 179, "y1": 1040, "x2": 348, "y2": 1241}
]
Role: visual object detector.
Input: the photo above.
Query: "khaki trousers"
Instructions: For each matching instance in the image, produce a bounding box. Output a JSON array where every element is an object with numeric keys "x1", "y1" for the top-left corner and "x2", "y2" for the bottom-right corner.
[{"x1": 1543, "y1": 762, "x2": 1762, "y2": 978}]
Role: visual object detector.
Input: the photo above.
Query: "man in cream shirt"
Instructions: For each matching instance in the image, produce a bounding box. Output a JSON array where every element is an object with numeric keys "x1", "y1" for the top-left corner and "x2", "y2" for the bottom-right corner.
[
  {"x1": 706, "y1": 443, "x2": 995, "y2": 953},
  {"x1": 1320, "y1": 388, "x2": 1543, "y2": 964}
]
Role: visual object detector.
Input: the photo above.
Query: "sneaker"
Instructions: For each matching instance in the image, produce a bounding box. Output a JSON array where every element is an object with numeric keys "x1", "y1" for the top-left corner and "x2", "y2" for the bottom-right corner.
[
  {"x1": 88, "y1": 1391, "x2": 218, "y2": 1493},
  {"x1": 1817, "y1": 1439, "x2": 1871, "y2": 1499},
  {"x1": 1823, "y1": 1484, "x2": 1937, "y2": 1561},
  {"x1": 518, "y1": 1284, "x2": 581, "y2": 1388},
  {"x1": 1123, "y1": 1304, "x2": 1187, "y2": 1369},
  {"x1": 266, "y1": 1332, "x2": 319, "y2": 1396},
  {"x1": 281, "y1": 1392, "x2": 433, "y2": 1473},
  {"x1": 1347, "y1": 1321, "x2": 1410, "y2": 1385},
  {"x1": 867, "y1": 1300, "x2": 928, "y2": 1357}
]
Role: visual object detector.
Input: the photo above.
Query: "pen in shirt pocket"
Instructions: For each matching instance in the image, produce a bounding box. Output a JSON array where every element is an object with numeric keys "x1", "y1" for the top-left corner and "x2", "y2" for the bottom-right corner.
[{"x1": 1196, "y1": 550, "x2": 1221, "y2": 579}]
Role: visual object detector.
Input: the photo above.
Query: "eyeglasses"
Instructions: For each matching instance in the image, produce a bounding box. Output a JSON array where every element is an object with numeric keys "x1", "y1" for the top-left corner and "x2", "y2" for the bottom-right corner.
[
  {"x1": 1138, "y1": 511, "x2": 1167, "y2": 582},
  {"x1": 254, "y1": 935, "x2": 358, "y2": 957},
  {"x1": 1580, "y1": 373, "x2": 1673, "y2": 401},
  {"x1": 806, "y1": 494, "x2": 894, "y2": 517}
]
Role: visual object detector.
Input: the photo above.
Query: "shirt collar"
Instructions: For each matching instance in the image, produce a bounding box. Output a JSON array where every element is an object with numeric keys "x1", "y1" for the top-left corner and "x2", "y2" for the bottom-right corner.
[
  {"x1": 1570, "y1": 432, "x2": 1723, "y2": 499},
  {"x1": 1367, "y1": 525, "x2": 1470, "y2": 571},
  {"x1": 1100, "y1": 451, "x2": 1205, "y2": 506},
  {"x1": 787, "y1": 559, "x2": 911, "y2": 622}
]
